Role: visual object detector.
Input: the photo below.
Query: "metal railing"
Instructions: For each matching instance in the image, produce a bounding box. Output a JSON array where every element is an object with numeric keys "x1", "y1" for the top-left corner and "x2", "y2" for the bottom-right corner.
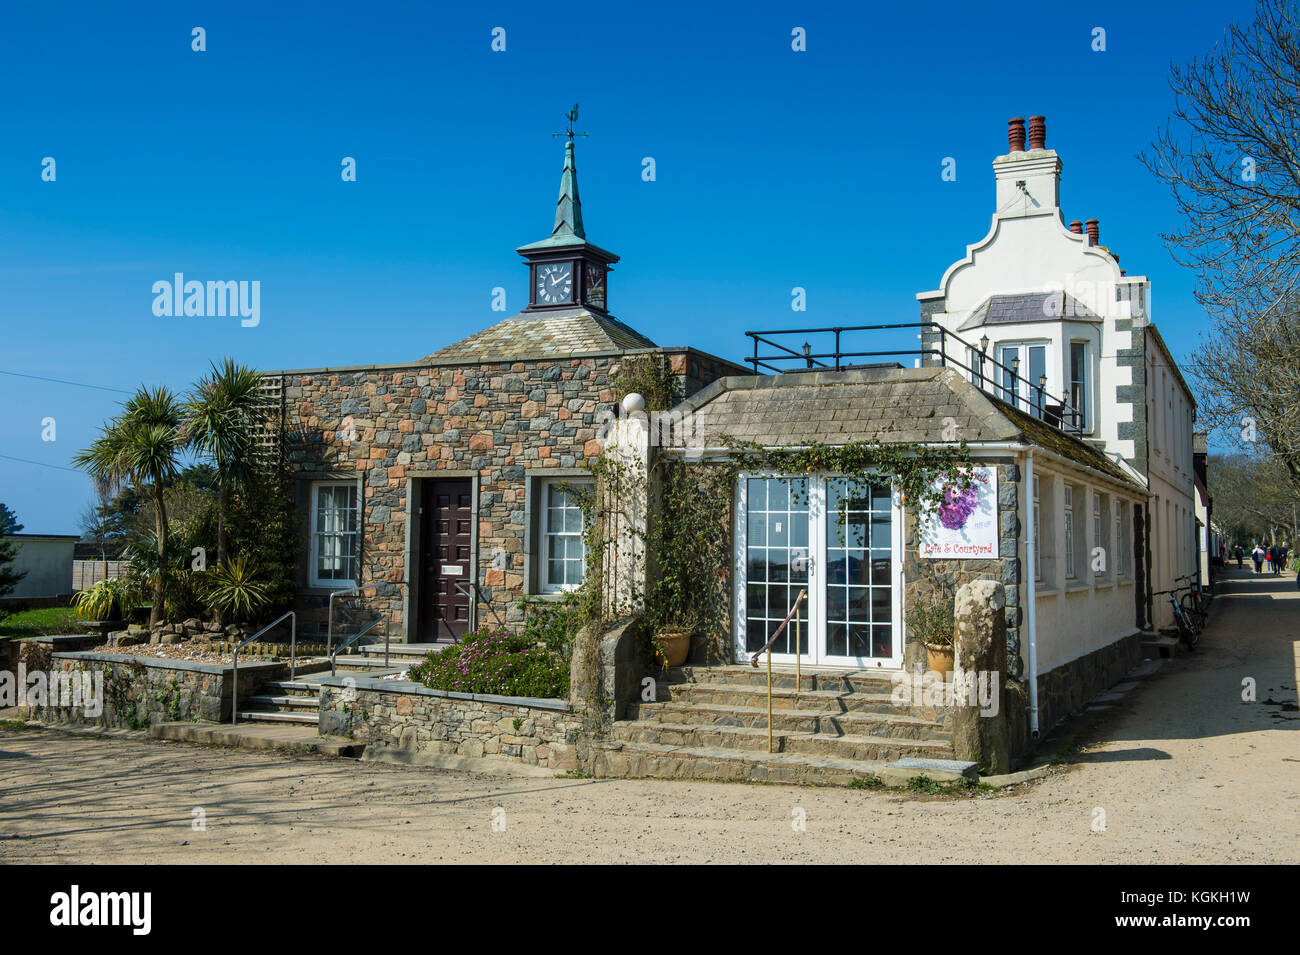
[
  {"x1": 231, "y1": 610, "x2": 295, "y2": 725},
  {"x1": 748, "y1": 589, "x2": 806, "y2": 754},
  {"x1": 326, "y1": 584, "x2": 379, "y2": 658},
  {"x1": 744, "y1": 323, "x2": 1086, "y2": 436},
  {"x1": 330, "y1": 616, "x2": 384, "y2": 677}
]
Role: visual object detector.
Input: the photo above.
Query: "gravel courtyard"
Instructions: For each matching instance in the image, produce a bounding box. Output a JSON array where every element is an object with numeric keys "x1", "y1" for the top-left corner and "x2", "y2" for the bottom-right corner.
[{"x1": 2, "y1": 568, "x2": 1296, "y2": 865}]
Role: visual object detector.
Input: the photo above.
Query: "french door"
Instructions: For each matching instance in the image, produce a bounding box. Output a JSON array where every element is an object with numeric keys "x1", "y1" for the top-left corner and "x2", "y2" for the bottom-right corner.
[{"x1": 735, "y1": 474, "x2": 903, "y2": 668}]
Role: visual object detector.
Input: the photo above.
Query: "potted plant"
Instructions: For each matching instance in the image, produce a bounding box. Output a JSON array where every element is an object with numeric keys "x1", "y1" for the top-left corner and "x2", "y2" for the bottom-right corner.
[
  {"x1": 655, "y1": 625, "x2": 693, "y2": 668},
  {"x1": 905, "y1": 586, "x2": 955, "y2": 676},
  {"x1": 71, "y1": 577, "x2": 136, "y2": 624}
]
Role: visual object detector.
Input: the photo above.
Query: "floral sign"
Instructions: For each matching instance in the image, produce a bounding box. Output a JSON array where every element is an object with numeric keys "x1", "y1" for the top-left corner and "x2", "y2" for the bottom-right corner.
[{"x1": 919, "y1": 466, "x2": 998, "y2": 559}]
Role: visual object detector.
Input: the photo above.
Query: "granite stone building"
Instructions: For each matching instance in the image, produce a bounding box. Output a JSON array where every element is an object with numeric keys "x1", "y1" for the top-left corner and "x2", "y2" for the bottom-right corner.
[{"x1": 260, "y1": 136, "x2": 745, "y2": 642}]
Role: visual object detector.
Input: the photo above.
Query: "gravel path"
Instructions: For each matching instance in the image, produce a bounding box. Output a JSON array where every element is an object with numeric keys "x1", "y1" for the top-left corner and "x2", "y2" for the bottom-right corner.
[{"x1": 2, "y1": 567, "x2": 1295, "y2": 864}]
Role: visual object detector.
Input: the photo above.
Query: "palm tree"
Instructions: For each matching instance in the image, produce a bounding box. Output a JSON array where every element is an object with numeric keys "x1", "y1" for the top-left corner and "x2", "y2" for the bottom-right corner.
[
  {"x1": 72, "y1": 386, "x2": 184, "y2": 628},
  {"x1": 183, "y1": 359, "x2": 265, "y2": 570}
]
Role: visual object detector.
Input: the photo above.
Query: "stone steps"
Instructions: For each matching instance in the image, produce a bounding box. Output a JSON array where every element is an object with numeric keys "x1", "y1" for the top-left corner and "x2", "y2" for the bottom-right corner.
[
  {"x1": 590, "y1": 740, "x2": 888, "y2": 786},
  {"x1": 611, "y1": 720, "x2": 951, "y2": 761},
  {"x1": 596, "y1": 666, "x2": 956, "y2": 785},
  {"x1": 659, "y1": 682, "x2": 946, "y2": 720},
  {"x1": 676, "y1": 665, "x2": 898, "y2": 694},
  {"x1": 626, "y1": 700, "x2": 950, "y2": 740}
]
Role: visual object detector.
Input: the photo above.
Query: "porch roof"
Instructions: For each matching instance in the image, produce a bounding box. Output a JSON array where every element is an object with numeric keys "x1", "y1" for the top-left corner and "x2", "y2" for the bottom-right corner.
[
  {"x1": 675, "y1": 366, "x2": 1140, "y2": 488},
  {"x1": 421, "y1": 307, "x2": 656, "y2": 363}
]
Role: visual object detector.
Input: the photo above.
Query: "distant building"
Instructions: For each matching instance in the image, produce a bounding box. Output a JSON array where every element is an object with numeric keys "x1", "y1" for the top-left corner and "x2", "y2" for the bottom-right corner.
[{"x1": 1, "y1": 533, "x2": 78, "y2": 604}]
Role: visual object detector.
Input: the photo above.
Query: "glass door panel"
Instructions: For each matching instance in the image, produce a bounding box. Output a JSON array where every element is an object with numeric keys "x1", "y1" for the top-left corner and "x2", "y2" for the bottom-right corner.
[{"x1": 743, "y1": 477, "x2": 809, "y2": 656}]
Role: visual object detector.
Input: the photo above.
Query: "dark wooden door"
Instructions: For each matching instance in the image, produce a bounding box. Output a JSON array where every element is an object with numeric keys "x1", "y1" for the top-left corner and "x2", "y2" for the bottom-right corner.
[{"x1": 419, "y1": 479, "x2": 473, "y2": 641}]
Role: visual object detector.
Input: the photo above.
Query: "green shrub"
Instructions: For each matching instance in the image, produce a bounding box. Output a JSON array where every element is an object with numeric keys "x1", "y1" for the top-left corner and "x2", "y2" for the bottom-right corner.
[
  {"x1": 517, "y1": 591, "x2": 583, "y2": 659},
  {"x1": 406, "y1": 628, "x2": 569, "y2": 699}
]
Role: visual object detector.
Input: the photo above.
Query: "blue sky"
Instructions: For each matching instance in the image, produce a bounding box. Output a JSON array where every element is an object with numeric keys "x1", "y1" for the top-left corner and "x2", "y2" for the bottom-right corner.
[{"x1": 0, "y1": 0, "x2": 1255, "y2": 533}]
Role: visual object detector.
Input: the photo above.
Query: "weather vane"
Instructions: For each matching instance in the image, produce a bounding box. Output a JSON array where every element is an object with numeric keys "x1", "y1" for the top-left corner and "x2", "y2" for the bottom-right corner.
[{"x1": 552, "y1": 103, "x2": 589, "y2": 142}]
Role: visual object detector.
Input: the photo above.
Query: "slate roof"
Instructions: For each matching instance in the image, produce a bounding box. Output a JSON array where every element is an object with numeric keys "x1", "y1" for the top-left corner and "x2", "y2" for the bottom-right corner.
[
  {"x1": 677, "y1": 366, "x2": 1140, "y2": 488},
  {"x1": 956, "y1": 291, "x2": 1101, "y2": 331},
  {"x1": 421, "y1": 308, "x2": 657, "y2": 363}
]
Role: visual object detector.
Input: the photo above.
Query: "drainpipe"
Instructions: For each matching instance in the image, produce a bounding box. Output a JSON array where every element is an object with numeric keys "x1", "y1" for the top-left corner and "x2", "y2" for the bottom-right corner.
[{"x1": 1025, "y1": 448, "x2": 1040, "y2": 740}]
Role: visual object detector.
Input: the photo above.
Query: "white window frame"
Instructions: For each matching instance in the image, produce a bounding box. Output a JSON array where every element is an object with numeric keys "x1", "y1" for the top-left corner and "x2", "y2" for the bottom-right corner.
[
  {"x1": 539, "y1": 478, "x2": 588, "y2": 594},
  {"x1": 996, "y1": 340, "x2": 1049, "y2": 415},
  {"x1": 1033, "y1": 475, "x2": 1042, "y2": 582},
  {"x1": 1069, "y1": 340, "x2": 1091, "y2": 432},
  {"x1": 310, "y1": 481, "x2": 359, "y2": 589},
  {"x1": 1115, "y1": 502, "x2": 1126, "y2": 576},
  {"x1": 1064, "y1": 485, "x2": 1076, "y2": 579}
]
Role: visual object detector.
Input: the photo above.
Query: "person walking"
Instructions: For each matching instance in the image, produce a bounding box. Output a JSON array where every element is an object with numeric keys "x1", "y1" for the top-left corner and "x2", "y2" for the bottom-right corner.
[
  {"x1": 1236, "y1": 544, "x2": 1244, "y2": 568},
  {"x1": 1252, "y1": 543, "x2": 1265, "y2": 573}
]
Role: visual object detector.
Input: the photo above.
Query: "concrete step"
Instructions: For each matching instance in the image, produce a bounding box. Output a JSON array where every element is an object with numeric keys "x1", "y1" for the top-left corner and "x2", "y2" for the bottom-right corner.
[
  {"x1": 610, "y1": 720, "x2": 952, "y2": 762},
  {"x1": 661, "y1": 682, "x2": 946, "y2": 720},
  {"x1": 590, "y1": 739, "x2": 887, "y2": 786},
  {"x1": 359, "y1": 642, "x2": 448, "y2": 659},
  {"x1": 1142, "y1": 634, "x2": 1180, "y2": 658},
  {"x1": 151, "y1": 721, "x2": 363, "y2": 758},
  {"x1": 235, "y1": 710, "x2": 318, "y2": 725},
  {"x1": 244, "y1": 694, "x2": 319, "y2": 710},
  {"x1": 259, "y1": 680, "x2": 322, "y2": 698},
  {"x1": 330, "y1": 656, "x2": 408, "y2": 669},
  {"x1": 625, "y1": 700, "x2": 950, "y2": 740}
]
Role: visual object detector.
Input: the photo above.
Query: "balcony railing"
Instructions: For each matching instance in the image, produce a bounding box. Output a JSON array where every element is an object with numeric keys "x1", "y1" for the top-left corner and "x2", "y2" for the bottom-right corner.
[{"x1": 743, "y1": 323, "x2": 1086, "y2": 436}]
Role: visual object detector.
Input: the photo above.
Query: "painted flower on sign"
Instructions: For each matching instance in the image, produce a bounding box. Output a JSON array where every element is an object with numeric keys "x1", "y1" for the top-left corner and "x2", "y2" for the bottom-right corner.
[{"x1": 938, "y1": 483, "x2": 979, "y2": 530}]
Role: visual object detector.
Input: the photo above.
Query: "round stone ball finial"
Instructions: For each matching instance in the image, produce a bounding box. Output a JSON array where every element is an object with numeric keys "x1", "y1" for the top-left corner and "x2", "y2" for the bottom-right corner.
[{"x1": 622, "y1": 392, "x2": 647, "y2": 415}]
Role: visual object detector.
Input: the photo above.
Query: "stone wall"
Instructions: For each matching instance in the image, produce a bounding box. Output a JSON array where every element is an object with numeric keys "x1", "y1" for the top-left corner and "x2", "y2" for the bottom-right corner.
[
  {"x1": 317, "y1": 675, "x2": 584, "y2": 770},
  {"x1": 22, "y1": 652, "x2": 285, "y2": 728},
  {"x1": 1035, "y1": 630, "x2": 1144, "y2": 736}
]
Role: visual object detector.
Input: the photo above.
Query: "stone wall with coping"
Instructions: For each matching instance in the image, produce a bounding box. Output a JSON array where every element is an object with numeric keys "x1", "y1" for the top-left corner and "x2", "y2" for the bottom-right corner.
[
  {"x1": 19, "y1": 651, "x2": 285, "y2": 728},
  {"x1": 317, "y1": 674, "x2": 584, "y2": 770}
]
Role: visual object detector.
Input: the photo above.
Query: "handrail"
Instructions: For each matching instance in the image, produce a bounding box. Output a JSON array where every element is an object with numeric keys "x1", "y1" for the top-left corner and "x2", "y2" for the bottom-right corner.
[
  {"x1": 231, "y1": 610, "x2": 295, "y2": 725},
  {"x1": 748, "y1": 589, "x2": 806, "y2": 754},
  {"x1": 326, "y1": 584, "x2": 379, "y2": 659},
  {"x1": 330, "y1": 616, "x2": 383, "y2": 677}
]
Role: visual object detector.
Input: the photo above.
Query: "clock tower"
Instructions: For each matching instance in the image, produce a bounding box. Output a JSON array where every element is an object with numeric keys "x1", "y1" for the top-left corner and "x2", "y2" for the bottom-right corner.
[{"x1": 517, "y1": 108, "x2": 619, "y2": 314}]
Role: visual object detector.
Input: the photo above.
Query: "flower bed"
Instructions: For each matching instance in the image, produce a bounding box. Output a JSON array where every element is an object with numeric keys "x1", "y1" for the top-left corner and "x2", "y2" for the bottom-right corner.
[{"x1": 406, "y1": 628, "x2": 569, "y2": 698}]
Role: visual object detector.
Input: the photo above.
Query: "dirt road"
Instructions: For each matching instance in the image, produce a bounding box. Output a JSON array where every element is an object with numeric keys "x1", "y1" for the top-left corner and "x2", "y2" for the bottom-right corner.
[{"x1": 2, "y1": 567, "x2": 1296, "y2": 864}]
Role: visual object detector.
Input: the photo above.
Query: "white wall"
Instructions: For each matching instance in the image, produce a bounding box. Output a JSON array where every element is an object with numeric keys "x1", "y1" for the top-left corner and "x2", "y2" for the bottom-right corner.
[{"x1": 3, "y1": 536, "x2": 76, "y2": 599}]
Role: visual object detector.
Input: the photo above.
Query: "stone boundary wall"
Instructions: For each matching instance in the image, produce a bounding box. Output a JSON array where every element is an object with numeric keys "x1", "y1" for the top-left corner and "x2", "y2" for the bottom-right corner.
[
  {"x1": 1035, "y1": 631, "x2": 1144, "y2": 736},
  {"x1": 317, "y1": 675, "x2": 583, "y2": 770},
  {"x1": 19, "y1": 651, "x2": 285, "y2": 728}
]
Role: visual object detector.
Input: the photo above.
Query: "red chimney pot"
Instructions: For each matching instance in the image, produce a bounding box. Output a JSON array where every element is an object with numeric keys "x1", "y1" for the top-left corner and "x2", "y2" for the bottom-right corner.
[
  {"x1": 1028, "y1": 115, "x2": 1047, "y2": 150},
  {"x1": 1008, "y1": 117, "x2": 1026, "y2": 153},
  {"x1": 1085, "y1": 218, "x2": 1100, "y2": 246},
  {"x1": 1069, "y1": 220, "x2": 1083, "y2": 235}
]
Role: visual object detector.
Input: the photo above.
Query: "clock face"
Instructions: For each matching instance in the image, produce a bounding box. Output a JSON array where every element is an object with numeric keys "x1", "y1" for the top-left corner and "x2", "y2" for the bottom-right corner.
[
  {"x1": 585, "y1": 262, "x2": 606, "y2": 310},
  {"x1": 536, "y1": 262, "x2": 574, "y2": 305}
]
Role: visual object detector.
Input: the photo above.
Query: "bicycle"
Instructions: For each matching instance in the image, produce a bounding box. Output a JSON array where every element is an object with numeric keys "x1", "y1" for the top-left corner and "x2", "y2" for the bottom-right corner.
[
  {"x1": 1154, "y1": 587, "x2": 1200, "y2": 651},
  {"x1": 1175, "y1": 574, "x2": 1210, "y2": 630}
]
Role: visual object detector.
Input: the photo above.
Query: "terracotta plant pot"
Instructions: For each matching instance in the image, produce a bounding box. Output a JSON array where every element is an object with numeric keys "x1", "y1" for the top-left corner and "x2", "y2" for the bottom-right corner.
[
  {"x1": 658, "y1": 630, "x2": 692, "y2": 668},
  {"x1": 925, "y1": 643, "x2": 954, "y2": 676}
]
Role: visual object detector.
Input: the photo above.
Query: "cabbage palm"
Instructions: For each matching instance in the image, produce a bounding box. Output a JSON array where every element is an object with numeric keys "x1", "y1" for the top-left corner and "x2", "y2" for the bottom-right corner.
[
  {"x1": 183, "y1": 358, "x2": 265, "y2": 570},
  {"x1": 72, "y1": 386, "x2": 184, "y2": 627}
]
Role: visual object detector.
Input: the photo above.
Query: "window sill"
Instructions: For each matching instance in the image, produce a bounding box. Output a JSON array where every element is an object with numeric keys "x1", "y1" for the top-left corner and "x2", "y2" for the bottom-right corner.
[
  {"x1": 305, "y1": 583, "x2": 360, "y2": 594},
  {"x1": 1116, "y1": 578, "x2": 1135, "y2": 587},
  {"x1": 1093, "y1": 579, "x2": 1115, "y2": 590},
  {"x1": 1064, "y1": 582, "x2": 1091, "y2": 594},
  {"x1": 1034, "y1": 584, "x2": 1059, "y2": 598}
]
